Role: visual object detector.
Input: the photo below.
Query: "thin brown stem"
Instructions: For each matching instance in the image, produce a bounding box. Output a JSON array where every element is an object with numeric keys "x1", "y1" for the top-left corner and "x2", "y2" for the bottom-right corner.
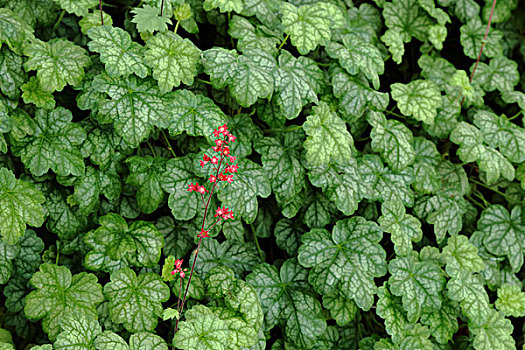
[
  {"x1": 461, "y1": 0, "x2": 496, "y2": 106},
  {"x1": 99, "y1": 0, "x2": 104, "y2": 25},
  {"x1": 160, "y1": 0, "x2": 165, "y2": 16},
  {"x1": 175, "y1": 155, "x2": 226, "y2": 332}
]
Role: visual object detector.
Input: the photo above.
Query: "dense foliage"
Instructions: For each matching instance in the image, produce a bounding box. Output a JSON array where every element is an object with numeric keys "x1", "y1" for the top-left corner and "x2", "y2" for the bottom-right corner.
[{"x1": 0, "y1": 0, "x2": 524, "y2": 349}]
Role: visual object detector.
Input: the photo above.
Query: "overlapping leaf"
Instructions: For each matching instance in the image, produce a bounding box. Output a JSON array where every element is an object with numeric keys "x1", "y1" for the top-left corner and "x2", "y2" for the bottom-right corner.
[
  {"x1": 104, "y1": 268, "x2": 170, "y2": 332},
  {"x1": 0, "y1": 168, "x2": 45, "y2": 244},
  {"x1": 24, "y1": 38, "x2": 90, "y2": 92},
  {"x1": 298, "y1": 217, "x2": 386, "y2": 310},
  {"x1": 24, "y1": 263, "x2": 103, "y2": 341}
]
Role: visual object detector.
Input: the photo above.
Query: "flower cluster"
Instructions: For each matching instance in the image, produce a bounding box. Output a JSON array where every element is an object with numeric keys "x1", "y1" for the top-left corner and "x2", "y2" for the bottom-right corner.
[
  {"x1": 186, "y1": 124, "x2": 239, "y2": 239},
  {"x1": 171, "y1": 259, "x2": 188, "y2": 278},
  {"x1": 215, "y1": 206, "x2": 234, "y2": 220}
]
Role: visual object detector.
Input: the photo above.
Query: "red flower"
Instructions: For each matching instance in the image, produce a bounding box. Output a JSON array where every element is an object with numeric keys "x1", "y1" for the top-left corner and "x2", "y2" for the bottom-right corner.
[
  {"x1": 226, "y1": 175, "x2": 234, "y2": 184},
  {"x1": 225, "y1": 164, "x2": 238, "y2": 173},
  {"x1": 228, "y1": 155, "x2": 236, "y2": 163},
  {"x1": 218, "y1": 124, "x2": 228, "y2": 134},
  {"x1": 215, "y1": 206, "x2": 226, "y2": 217},
  {"x1": 228, "y1": 134, "x2": 236, "y2": 143},
  {"x1": 197, "y1": 229, "x2": 209, "y2": 238},
  {"x1": 187, "y1": 183, "x2": 197, "y2": 192},
  {"x1": 197, "y1": 185, "x2": 207, "y2": 194},
  {"x1": 209, "y1": 175, "x2": 217, "y2": 183},
  {"x1": 211, "y1": 156, "x2": 219, "y2": 165},
  {"x1": 222, "y1": 146, "x2": 230, "y2": 156}
]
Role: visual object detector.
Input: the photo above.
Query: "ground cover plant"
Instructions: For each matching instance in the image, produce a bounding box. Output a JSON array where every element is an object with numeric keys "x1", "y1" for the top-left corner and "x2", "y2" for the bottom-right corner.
[{"x1": 0, "y1": 0, "x2": 524, "y2": 348}]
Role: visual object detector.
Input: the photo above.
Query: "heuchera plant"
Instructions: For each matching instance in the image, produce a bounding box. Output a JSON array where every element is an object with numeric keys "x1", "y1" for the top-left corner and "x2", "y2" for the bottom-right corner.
[{"x1": 0, "y1": 0, "x2": 525, "y2": 349}]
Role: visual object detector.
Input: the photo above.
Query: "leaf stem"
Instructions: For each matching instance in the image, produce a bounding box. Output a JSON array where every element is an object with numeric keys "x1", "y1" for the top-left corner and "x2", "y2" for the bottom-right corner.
[
  {"x1": 278, "y1": 33, "x2": 289, "y2": 50},
  {"x1": 461, "y1": 0, "x2": 497, "y2": 106},
  {"x1": 384, "y1": 108, "x2": 405, "y2": 119},
  {"x1": 52, "y1": 9, "x2": 66, "y2": 36},
  {"x1": 146, "y1": 141, "x2": 156, "y2": 156},
  {"x1": 250, "y1": 224, "x2": 264, "y2": 261},
  {"x1": 99, "y1": 0, "x2": 104, "y2": 25},
  {"x1": 470, "y1": 179, "x2": 507, "y2": 198},
  {"x1": 160, "y1": 0, "x2": 165, "y2": 16},
  {"x1": 507, "y1": 110, "x2": 522, "y2": 121},
  {"x1": 264, "y1": 125, "x2": 303, "y2": 133},
  {"x1": 55, "y1": 241, "x2": 60, "y2": 265},
  {"x1": 174, "y1": 20, "x2": 180, "y2": 34},
  {"x1": 161, "y1": 130, "x2": 176, "y2": 157},
  {"x1": 197, "y1": 78, "x2": 213, "y2": 85}
]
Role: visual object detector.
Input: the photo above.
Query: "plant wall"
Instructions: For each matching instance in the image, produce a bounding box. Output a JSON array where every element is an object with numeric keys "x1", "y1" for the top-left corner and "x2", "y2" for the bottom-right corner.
[{"x1": 0, "y1": 0, "x2": 524, "y2": 349}]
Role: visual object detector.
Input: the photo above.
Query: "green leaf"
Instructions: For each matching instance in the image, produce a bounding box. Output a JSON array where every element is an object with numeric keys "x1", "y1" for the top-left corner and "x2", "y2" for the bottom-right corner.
[
  {"x1": 202, "y1": 48, "x2": 275, "y2": 107},
  {"x1": 54, "y1": 315, "x2": 101, "y2": 350},
  {"x1": 420, "y1": 297, "x2": 458, "y2": 345},
  {"x1": 460, "y1": 17, "x2": 503, "y2": 59},
  {"x1": 0, "y1": 47, "x2": 26, "y2": 100},
  {"x1": 131, "y1": 5, "x2": 172, "y2": 34},
  {"x1": 281, "y1": 2, "x2": 344, "y2": 54},
  {"x1": 477, "y1": 205, "x2": 524, "y2": 273},
  {"x1": 331, "y1": 66, "x2": 389, "y2": 121},
  {"x1": 145, "y1": 32, "x2": 200, "y2": 92},
  {"x1": 378, "y1": 200, "x2": 422, "y2": 256},
  {"x1": 91, "y1": 73, "x2": 169, "y2": 146},
  {"x1": 473, "y1": 56, "x2": 519, "y2": 92},
  {"x1": 388, "y1": 254, "x2": 445, "y2": 322},
  {"x1": 298, "y1": 217, "x2": 386, "y2": 310},
  {"x1": 173, "y1": 305, "x2": 230, "y2": 350},
  {"x1": 52, "y1": 0, "x2": 97, "y2": 16},
  {"x1": 24, "y1": 263, "x2": 103, "y2": 341},
  {"x1": 442, "y1": 235, "x2": 485, "y2": 274},
  {"x1": 383, "y1": 0, "x2": 432, "y2": 42},
  {"x1": 325, "y1": 35, "x2": 384, "y2": 89},
  {"x1": 419, "y1": 0, "x2": 450, "y2": 24},
  {"x1": 447, "y1": 270, "x2": 490, "y2": 324},
  {"x1": 376, "y1": 283, "x2": 408, "y2": 344},
  {"x1": 412, "y1": 137, "x2": 441, "y2": 194},
  {"x1": 495, "y1": 283, "x2": 525, "y2": 317},
  {"x1": 23, "y1": 38, "x2": 90, "y2": 92},
  {"x1": 0, "y1": 239, "x2": 20, "y2": 284},
  {"x1": 358, "y1": 155, "x2": 414, "y2": 207},
  {"x1": 78, "y1": 10, "x2": 113, "y2": 34},
  {"x1": 470, "y1": 309, "x2": 515, "y2": 350},
  {"x1": 303, "y1": 102, "x2": 354, "y2": 166},
  {"x1": 254, "y1": 137, "x2": 306, "y2": 211},
  {"x1": 381, "y1": 29, "x2": 405, "y2": 64},
  {"x1": 228, "y1": 16, "x2": 279, "y2": 55},
  {"x1": 21, "y1": 77, "x2": 56, "y2": 110},
  {"x1": 0, "y1": 168, "x2": 45, "y2": 244},
  {"x1": 203, "y1": 0, "x2": 243, "y2": 13},
  {"x1": 86, "y1": 213, "x2": 164, "y2": 267},
  {"x1": 13, "y1": 107, "x2": 86, "y2": 176},
  {"x1": 126, "y1": 156, "x2": 166, "y2": 214},
  {"x1": 246, "y1": 260, "x2": 327, "y2": 348},
  {"x1": 87, "y1": 25, "x2": 149, "y2": 78},
  {"x1": 450, "y1": 122, "x2": 485, "y2": 162},
  {"x1": 368, "y1": 111, "x2": 415, "y2": 171},
  {"x1": 163, "y1": 308, "x2": 180, "y2": 321},
  {"x1": 94, "y1": 331, "x2": 128, "y2": 350},
  {"x1": 0, "y1": 8, "x2": 34, "y2": 54},
  {"x1": 274, "y1": 50, "x2": 322, "y2": 119},
  {"x1": 45, "y1": 188, "x2": 87, "y2": 240},
  {"x1": 322, "y1": 291, "x2": 357, "y2": 326},
  {"x1": 242, "y1": 0, "x2": 280, "y2": 28},
  {"x1": 216, "y1": 159, "x2": 271, "y2": 224},
  {"x1": 274, "y1": 218, "x2": 305, "y2": 256},
  {"x1": 452, "y1": 0, "x2": 480, "y2": 23},
  {"x1": 166, "y1": 89, "x2": 228, "y2": 138},
  {"x1": 391, "y1": 80, "x2": 441, "y2": 124},
  {"x1": 474, "y1": 110, "x2": 525, "y2": 163},
  {"x1": 129, "y1": 333, "x2": 168, "y2": 350},
  {"x1": 195, "y1": 238, "x2": 260, "y2": 279},
  {"x1": 104, "y1": 267, "x2": 170, "y2": 332},
  {"x1": 161, "y1": 157, "x2": 201, "y2": 220}
]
